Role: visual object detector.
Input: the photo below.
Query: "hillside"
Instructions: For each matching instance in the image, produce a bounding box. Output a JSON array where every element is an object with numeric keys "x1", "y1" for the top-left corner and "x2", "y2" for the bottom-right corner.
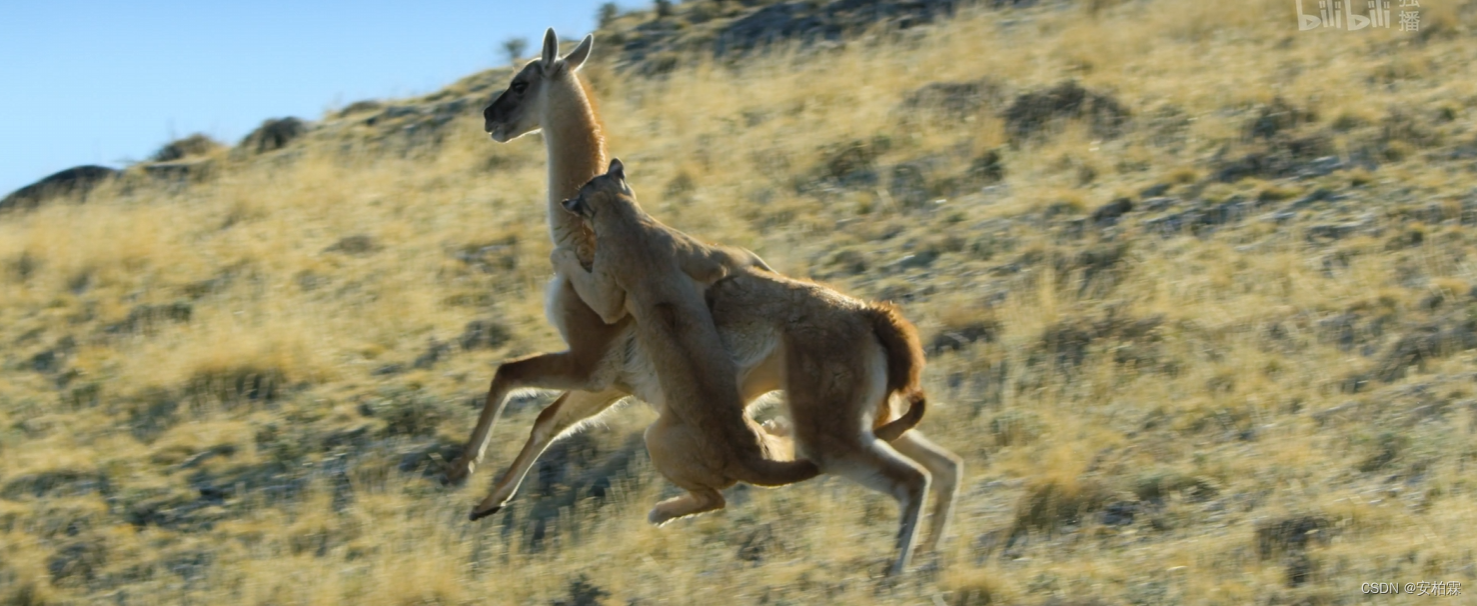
[{"x1": 4, "y1": 0, "x2": 1477, "y2": 604}]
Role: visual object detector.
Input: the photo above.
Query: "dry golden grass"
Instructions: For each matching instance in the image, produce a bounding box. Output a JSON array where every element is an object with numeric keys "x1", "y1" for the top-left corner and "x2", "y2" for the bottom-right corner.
[{"x1": 4, "y1": 0, "x2": 1477, "y2": 604}]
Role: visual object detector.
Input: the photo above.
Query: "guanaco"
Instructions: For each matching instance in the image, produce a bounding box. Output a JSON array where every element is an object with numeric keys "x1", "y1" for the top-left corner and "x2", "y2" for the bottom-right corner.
[{"x1": 449, "y1": 29, "x2": 962, "y2": 574}]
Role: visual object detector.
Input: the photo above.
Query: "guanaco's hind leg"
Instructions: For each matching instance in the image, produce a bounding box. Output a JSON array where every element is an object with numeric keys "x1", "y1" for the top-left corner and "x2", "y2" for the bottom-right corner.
[
  {"x1": 829, "y1": 441, "x2": 931, "y2": 576},
  {"x1": 469, "y1": 387, "x2": 627, "y2": 520},
  {"x1": 889, "y1": 430, "x2": 963, "y2": 555}
]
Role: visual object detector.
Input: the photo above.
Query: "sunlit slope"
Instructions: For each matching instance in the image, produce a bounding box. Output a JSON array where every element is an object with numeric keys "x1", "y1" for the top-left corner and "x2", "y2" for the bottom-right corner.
[{"x1": 3, "y1": 1, "x2": 1477, "y2": 604}]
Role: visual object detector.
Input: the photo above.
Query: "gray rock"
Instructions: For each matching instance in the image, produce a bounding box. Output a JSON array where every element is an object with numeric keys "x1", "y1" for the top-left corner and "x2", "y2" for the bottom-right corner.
[
  {"x1": 143, "y1": 158, "x2": 215, "y2": 183},
  {"x1": 324, "y1": 234, "x2": 379, "y2": 256},
  {"x1": 1286, "y1": 187, "x2": 1347, "y2": 211},
  {"x1": 1091, "y1": 197, "x2": 1133, "y2": 226},
  {"x1": 888, "y1": 163, "x2": 930, "y2": 208},
  {"x1": 892, "y1": 250, "x2": 939, "y2": 271},
  {"x1": 2, "y1": 470, "x2": 110, "y2": 500},
  {"x1": 1101, "y1": 501, "x2": 1139, "y2": 526},
  {"x1": 48, "y1": 541, "x2": 107, "y2": 585},
  {"x1": 1255, "y1": 514, "x2": 1332, "y2": 558},
  {"x1": 711, "y1": 0, "x2": 959, "y2": 59},
  {"x1": 103, "y1": 301, "x2": 193, "y2": 334},
  {"x1": 1139, "y1": 182, "x2": 1172, "y2": 198},
  {"x1": 1261, "y1": 210, "x2": 1298, "y2": 224},
  {"x1": 1141, "y1": 196, "x2": 1178, "y2": 212},
  {"x1": 1246, "y1": 97, "x2": 1315, "y2": 140},
  {"x1": 928, "y1": 321, "x2": 999, "y2": 355},
  {"x1": 152, "y1": 133, "x2": 223, "y2": 162},
  {"x1": 1212, "y1": 134, "x2": 1335, "y2": 182},
  {"x1": 1296, "y1": 155, "x2": 1345, "y2": 178},
  {"x1": 412, "y1": 340, "x2": 452, "y2": 369},
  {"x1": 459, "y1": 319, "x2": 512, "y2": 350},
  {"x1": 1305, "y1": 221, "x2": 1366, "y2": 242}
]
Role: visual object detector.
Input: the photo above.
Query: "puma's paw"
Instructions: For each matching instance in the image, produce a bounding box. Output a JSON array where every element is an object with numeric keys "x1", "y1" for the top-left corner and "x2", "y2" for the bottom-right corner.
[
  {"x1": 760, "y1": 418, "x2": 793, "y2": 438},
  {"x1": 647, "y1": 506, "x2": 677, "y2": 527},
  {"x1": 550, "y1": 247, "x2": 581, "y2": 270}
]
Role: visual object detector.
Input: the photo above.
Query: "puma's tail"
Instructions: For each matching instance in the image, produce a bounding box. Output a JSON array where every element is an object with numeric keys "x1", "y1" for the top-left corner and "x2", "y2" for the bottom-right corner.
[
  {"x1": 866, "y1": 302, "x2": 928, "y2": 441},
  {"x1": 731, "y1": 456, "x2": 821, "y2": 487}
]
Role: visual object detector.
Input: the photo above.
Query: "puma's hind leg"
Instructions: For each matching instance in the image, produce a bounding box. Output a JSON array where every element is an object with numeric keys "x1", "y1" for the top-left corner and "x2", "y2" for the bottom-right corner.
[
  {"x1": 642, "y1": 415, "x2": 733, "y2": 525},
  {"x1": 648, "y1": 489, "x2": 726, "y2": 526}
]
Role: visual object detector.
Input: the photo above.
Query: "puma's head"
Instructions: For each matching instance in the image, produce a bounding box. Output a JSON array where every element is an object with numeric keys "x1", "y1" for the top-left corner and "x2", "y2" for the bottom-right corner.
[
  {"x1": 561, "y1": 158, "x2": 633, "y2": 227},
  {"x1": 483, "y1": 28, "x2": 594, "y2": 142}
]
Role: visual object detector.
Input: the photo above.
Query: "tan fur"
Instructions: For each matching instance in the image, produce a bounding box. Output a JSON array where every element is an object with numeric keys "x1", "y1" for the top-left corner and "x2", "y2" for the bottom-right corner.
[
  {"x1": 866, "y1": 303, "x2": 928, "y2": 441},
  {"x1": 449, "y1": 28, "x2": 962, "y2": 575},
  {"x1": 555, "y1": 161, "x2": 817, "y2": 522}
]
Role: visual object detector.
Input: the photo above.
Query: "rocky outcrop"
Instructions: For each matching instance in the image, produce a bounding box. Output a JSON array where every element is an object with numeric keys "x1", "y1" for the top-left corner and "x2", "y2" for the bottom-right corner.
[
  {"x1": 238, "y1": 117, "x2": 309, "y2": 155},
  {"x1": 0, "y1": 165, "x2": 119, "y2": 214}
]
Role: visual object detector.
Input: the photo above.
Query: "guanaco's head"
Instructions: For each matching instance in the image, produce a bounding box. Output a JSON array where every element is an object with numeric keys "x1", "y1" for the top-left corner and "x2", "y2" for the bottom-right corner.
[
  {"x1": 484, "y1": 28, "x2": 594, "y2": 143},
  {"x1": 561, "y1": 158, "x2": 635, "y2": 227}
]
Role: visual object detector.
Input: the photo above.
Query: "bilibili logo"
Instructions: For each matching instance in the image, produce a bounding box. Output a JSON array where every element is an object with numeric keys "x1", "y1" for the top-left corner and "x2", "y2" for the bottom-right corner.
[{"x1": 1296, "y1": 0, "x2": 1421, "y2": 31}]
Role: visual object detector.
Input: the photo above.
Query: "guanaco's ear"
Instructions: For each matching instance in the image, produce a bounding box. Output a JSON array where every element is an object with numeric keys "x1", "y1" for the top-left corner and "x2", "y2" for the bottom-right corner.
[
  {"x1": 607, "y1": 158, "x2": 626, "y2": 182},
  {"x1": 540, "y1": 28, "x2": 560, "y2": 68},
  {"x1": 564, "y1": 35, "x2": 594, "y2": 71}
]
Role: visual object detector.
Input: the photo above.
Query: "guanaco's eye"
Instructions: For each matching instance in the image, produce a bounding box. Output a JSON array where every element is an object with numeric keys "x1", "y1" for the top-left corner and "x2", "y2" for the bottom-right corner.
[{"x1": 510, "y1": 81, "x2": 528, "y2": 94}]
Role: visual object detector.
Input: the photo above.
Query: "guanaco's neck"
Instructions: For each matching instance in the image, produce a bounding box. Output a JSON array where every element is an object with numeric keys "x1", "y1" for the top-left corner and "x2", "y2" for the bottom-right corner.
[{"x1": 542, "y1": 73, "x2": 607, "y2": 256}]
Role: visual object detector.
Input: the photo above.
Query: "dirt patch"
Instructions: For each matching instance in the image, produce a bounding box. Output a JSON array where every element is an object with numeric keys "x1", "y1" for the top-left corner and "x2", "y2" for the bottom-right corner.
[
  {"x1": 324, "y1": 234, "x2": 380, "y2": 256},
  {"x1": 1037, "y1": 311, "x2": 1163, "y2": 370},
  {"x1": 2, "y1": 470, "x2": 111, "y2": 500},
  {"x1": 1003, "y1": 81, "x2": 1129, "y2": 143},
  {"x1": 103, "y1": 302, "x2": 193, "y2": 334},
  {"x1": 1364, "y1": 318, "x2": 1477, "y2": 384},
  {"x1": 1245, "y1": 98, "x2": 1316, "y2": 141},
  {"x1": 928, "y1": 320, "x2": 1000, "y2": 355},
  {"x1": 1012, "y1": 477, "x2": 1116, "y2": 534},
  {"x1": 1255, "y1": 514, "x2": 1333, "y2": 559},
  {"x1": 899, "y1": 77, "x2": 1007, "y2": 122}
]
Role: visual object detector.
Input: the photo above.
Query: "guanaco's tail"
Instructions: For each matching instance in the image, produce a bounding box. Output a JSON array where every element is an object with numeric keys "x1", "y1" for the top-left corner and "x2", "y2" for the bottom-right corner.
[
  {"x1": 874, "y1": 393, "x2": 926, "y2": 442},
  {"x1": 866, "y1": 302, "x2": 928, "y2": 441}
]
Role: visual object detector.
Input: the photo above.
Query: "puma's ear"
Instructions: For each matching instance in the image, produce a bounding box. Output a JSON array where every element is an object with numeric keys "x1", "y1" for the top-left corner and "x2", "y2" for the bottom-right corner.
[
  {"x1": 561, "y1": 197, "x2": 592, "y2": 218},
  {"x1": 540, "y1": 28, "x2": 560, "y2": 68},
  {"x1": 607, "y1": 158, "x2": 626, "y2": 182},
  {"x1": 564, "y1": 35, "x2": 594, "y2": 71}
]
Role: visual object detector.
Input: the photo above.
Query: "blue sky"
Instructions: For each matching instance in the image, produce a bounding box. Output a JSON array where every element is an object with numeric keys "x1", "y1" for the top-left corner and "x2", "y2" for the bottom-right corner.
[{"x1": 0, "y1": 1, "x2": 634, "y2": 195}]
